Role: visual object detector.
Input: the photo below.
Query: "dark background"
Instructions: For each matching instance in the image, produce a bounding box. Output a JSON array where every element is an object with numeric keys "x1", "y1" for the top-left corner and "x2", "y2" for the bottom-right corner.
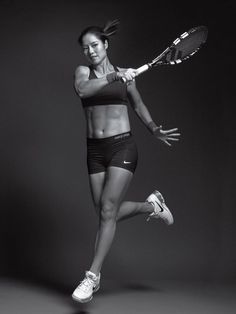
[{"x1": 0, "y1": 0, "x2": 235, "y2": 290}]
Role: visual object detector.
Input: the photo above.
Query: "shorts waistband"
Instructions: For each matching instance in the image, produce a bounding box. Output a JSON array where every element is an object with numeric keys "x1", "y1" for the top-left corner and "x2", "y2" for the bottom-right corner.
[{"x1": 87, "y1": 132, "x2": 132, "y2": 144}]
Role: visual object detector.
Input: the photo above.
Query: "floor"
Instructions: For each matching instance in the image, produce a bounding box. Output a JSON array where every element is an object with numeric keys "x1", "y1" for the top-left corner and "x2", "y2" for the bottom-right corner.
[{"x1": 0, "y1": 277, "x2": 235, "y2": 314}]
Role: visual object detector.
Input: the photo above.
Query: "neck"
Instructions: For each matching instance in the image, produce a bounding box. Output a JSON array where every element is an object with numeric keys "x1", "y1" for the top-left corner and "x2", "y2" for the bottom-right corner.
[{"x1": 92, "y1": 57, "x2": 114, "y2": 75}]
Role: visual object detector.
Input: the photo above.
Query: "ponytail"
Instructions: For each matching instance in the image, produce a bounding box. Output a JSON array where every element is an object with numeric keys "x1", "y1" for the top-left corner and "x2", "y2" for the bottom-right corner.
[
  {"x1": 78, "y1": 19, "x2": 120, "y2": 45},
  {"x1": 102, "y1": 19, "x2": 119, "y2": 37}
]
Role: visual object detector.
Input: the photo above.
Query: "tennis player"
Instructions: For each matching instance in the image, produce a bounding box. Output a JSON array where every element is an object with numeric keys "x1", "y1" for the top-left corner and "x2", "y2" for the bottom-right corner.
[{"x1": 72, "y1": 20, "x2": 180, "y2": 303}]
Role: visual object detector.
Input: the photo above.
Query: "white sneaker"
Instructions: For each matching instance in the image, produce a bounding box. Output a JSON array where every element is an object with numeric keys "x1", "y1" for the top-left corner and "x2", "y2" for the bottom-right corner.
[
  {"x1": 72, "y1": 271, "x2": 101, "y2": 303},
  {"x1": 146, "y1": 190, "x2": 174, "y2": 225}
]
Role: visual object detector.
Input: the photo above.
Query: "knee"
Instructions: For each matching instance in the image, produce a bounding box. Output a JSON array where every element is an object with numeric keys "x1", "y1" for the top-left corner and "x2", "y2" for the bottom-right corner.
[{"x1": 100, "y1": 199, "x2": 117, "y2": 222}]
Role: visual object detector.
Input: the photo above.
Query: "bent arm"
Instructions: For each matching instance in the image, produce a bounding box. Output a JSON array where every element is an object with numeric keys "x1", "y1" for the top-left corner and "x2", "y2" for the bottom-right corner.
[
  {"x1": 74, "y1": 66, "x2": 137, "y2": 98},
  {"x1": 127, "y1": 81, "x2": 160, "y2": 134},
  {"x1": 74, "y1": 65, "x2": 110, "y2": 98}
]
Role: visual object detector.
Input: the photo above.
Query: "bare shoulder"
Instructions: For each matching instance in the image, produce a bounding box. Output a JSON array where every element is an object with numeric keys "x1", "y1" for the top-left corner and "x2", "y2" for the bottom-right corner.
[{"x1": 74, "y1": 65, "x2": 90, "y2": 77}]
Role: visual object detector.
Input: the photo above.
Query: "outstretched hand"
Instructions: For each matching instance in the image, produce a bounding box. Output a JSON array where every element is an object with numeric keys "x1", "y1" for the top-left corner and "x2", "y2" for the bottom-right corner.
[{"x1": 154, "y1": 126, "x2": 181, "y2": 146}]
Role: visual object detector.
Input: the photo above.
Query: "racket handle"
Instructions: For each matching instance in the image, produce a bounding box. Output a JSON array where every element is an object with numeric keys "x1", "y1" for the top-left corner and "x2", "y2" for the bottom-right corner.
[
  {"x1": 121, "y1": 64, "x2": 150, "y2": 83},
  {"x1": 135, "y1": 64, "x2": 150, "y2": 76}
]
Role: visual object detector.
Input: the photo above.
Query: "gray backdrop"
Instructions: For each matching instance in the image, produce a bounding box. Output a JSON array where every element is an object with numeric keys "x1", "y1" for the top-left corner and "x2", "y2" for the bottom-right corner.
[{"x1": 0, "y1": 0, "x2": 235, "y2": 290}]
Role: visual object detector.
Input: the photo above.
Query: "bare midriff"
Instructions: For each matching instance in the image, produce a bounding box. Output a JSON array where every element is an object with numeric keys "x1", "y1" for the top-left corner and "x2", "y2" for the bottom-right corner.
[{"x1": 84, "y1": 104, "x2": 131, "y2": 139}]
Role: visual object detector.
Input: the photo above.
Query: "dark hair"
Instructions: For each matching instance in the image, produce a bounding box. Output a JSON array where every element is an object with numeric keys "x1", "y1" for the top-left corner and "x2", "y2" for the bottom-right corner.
[{"x1": 78, "y1": 19, "x2": 119, "y2": 45}]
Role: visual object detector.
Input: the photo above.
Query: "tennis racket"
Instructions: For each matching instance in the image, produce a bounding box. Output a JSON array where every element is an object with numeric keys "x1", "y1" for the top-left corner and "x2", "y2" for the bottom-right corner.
[{"x1": 122, "y1": 25, "x2": 208, "y2": 82}]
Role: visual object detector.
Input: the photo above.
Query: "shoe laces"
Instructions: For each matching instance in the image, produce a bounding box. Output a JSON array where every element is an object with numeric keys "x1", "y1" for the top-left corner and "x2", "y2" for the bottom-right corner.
[{"x1": 79, "y1": 277, "x2": 95, "y2": 292}]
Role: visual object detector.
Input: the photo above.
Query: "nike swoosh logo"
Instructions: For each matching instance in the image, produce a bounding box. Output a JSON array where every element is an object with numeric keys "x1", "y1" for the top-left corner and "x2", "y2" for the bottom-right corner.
[
  {"x1": 155, "y1": 200, "x2": 164, "y2": 212},
  {"x1": 124, "y1": 161, "x2": 131, "y2": 164}
]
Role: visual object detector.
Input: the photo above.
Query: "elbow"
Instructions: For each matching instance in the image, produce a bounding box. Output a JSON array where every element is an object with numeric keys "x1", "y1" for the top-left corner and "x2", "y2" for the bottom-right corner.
[
  {"x1": 78, "y1": 91, "x2": 85, "y2": 98},
  {"x1": 78, "y1": 89, "x2": 93, "y2": 98},
  {"x1": 74, "y1": 85, "x2": 85, "y2": 98}
]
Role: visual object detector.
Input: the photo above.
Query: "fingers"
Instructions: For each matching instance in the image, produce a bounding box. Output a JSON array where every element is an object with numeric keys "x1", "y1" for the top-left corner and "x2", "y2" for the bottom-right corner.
[
  {"x1": 163, "y1": 128, "x2": 179, "y2": 134},
  {"x1": 161, "y1": 130, "x2": 181, "y2": 137},
  {"x1": 167, "y1": 137, "x2": 180, "y2": 141},
  {"x1": 161, "y1": 132, "x2": 181, "y2": 137},
  {"x1": 165, "y1": 134, "x2": 181, "y2": 138},
  {"x1": 160, "y1": 130, "x2": 181, "y2": 146},
  {"x1": 126, "y1": 68, "x2": 136, "y2": 78},
  {"x1": 120, "y1": 68, "x2": 136, "y2": 83},
  {"x1": 164, "y1": 140, "x2": 172, "y2": 146}
]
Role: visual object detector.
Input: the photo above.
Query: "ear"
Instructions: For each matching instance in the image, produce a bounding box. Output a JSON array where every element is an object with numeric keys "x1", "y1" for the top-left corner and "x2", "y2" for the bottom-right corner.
[{"x1": 104, "y1": 39, "x2": 108, "y2": 50}]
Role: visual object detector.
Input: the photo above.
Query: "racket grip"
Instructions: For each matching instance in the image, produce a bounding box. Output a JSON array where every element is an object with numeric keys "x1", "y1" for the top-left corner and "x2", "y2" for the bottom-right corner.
[
  {"x1": 121, "y1": 64, "x2": 150, "y2": 83},
  {"x1": 135, "y1": 64, "x2": 150, "y2": 76}
]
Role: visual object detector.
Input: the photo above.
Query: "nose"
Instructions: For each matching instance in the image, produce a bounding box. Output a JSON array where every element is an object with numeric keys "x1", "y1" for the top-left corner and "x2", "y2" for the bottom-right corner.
[{"x1": 88, "y1": 46, "x2": 94, "y2": 55}]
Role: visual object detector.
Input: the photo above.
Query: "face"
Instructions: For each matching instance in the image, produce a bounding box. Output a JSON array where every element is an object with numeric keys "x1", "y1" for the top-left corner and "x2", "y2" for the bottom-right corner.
[{"x1": 81, "y1": 33, "x2": 108, "y2": 65}]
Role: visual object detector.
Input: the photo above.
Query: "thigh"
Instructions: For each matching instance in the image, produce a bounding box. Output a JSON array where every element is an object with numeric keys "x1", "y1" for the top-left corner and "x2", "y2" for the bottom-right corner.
[
  {"x1": 101, "y1": 167, "x2": 133, "y2": 210},
  {"x1": 89, "y1": 172, "x2": 106, "y2": 213}
]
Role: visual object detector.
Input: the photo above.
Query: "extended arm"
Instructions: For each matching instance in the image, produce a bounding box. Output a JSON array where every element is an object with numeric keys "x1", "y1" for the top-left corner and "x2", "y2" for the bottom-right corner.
[
  {"x1": 127, "y1": 81, "x2": 180, "y2": 146},
  {"x1": 127, "y1": 81, "x2": 159, "y2": 132}
]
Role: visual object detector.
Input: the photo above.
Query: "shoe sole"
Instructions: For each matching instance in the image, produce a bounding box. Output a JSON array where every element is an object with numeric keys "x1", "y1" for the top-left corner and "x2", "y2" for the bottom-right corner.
[
  {"x1": 72, "y1": 293, "x2": 93, "y2": 303},
  {"x1": 71, "y1": 284, "x2": 100, "y2": 303}
]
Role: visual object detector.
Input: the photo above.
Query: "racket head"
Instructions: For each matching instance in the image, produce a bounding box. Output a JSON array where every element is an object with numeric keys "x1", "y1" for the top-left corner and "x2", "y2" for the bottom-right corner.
[{"x1": 152, "y1": 26, "x2": 208, "y2": 66}]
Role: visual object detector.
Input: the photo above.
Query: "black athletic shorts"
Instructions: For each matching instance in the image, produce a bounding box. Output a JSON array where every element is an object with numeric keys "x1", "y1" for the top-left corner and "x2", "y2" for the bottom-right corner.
[{"x1": 87, "y1": 132, "x2": 138, "y2": 174}]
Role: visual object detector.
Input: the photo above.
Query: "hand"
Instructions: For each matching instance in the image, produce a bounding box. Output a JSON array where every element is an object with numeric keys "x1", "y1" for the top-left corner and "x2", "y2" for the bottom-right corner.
[
  {"x1": 117, "y1": 68, "x2": 136, "y2": 83},
  {"x1": 154, "y1": 126, "x2": 181, "y2": 146}
]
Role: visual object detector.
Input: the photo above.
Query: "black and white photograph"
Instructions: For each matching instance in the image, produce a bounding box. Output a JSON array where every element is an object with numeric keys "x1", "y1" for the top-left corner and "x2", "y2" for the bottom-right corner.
[{"x1": 0, "y1": 0, "x2": 235, "y2": 313}]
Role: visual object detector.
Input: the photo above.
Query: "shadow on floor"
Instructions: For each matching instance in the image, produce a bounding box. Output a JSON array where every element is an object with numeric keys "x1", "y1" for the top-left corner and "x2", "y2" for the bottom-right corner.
[
  {"x1": 11, "y1": 273, "x2": 162, "y2": 295},
  {"x1": 1, "y1": 274, "x2": 163, "y2": 314}
]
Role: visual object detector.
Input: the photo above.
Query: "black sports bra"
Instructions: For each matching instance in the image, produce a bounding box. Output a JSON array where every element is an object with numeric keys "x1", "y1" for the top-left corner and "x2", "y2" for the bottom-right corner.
[{"x1": 80, "y1": 66, "x2": 129, "y2": 108}]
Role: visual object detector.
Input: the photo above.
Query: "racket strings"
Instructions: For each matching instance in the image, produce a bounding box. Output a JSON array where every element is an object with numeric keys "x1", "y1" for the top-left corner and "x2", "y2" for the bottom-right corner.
[{"x1": 151, "y1": 26, "x2": 208, "y2": 66}]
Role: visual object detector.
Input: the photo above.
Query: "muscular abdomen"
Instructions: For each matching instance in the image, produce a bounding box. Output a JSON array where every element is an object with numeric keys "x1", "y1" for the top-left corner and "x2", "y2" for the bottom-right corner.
[{"x1": 84, "y1": 104, "x2": 131, "y2": 138}]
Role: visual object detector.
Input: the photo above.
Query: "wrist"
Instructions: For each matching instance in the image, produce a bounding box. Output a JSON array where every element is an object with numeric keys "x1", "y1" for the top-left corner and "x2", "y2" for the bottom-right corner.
[
  {"x1": 106, "y1": 72, "x2": 119, "y2": 84},
  {"x1": 147, "y1": 121, "x2": 160, "y2": 134}
]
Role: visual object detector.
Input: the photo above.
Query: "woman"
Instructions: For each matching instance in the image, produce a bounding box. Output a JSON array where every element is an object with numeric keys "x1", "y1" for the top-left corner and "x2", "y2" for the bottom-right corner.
[{"x1": 72, "y1": 20, "x2": 180, "y2": 303}]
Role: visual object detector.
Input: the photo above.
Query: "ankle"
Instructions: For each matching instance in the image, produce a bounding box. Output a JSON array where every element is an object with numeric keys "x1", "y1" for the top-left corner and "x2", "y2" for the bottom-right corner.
[
  {"x1": 88, "y1": 269, "x2": 100, "y2": 278},
  {"x1": 144, "y1": 201, "x2": 154, "y2": 214}
]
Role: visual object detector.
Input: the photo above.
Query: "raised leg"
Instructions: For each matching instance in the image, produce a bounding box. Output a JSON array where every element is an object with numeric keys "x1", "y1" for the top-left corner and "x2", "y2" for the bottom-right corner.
[
  {"x1": 116, "y1": 200, "x2": 153, "y2": 221},
  {"x1": 89, "y1": 172, "x2": 153, "y2": 225}
]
